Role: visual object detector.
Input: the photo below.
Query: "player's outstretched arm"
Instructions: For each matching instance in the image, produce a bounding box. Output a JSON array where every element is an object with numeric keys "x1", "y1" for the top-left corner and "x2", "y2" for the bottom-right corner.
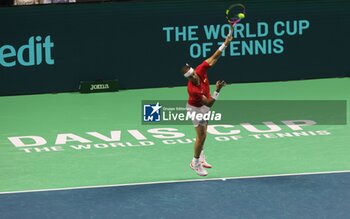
[
  {"x1": 205, "y1": 26, "x2": 233, "y2": 67},
  {"x1": 200, "y1": 80, "x2": 226, "y2": 107}
]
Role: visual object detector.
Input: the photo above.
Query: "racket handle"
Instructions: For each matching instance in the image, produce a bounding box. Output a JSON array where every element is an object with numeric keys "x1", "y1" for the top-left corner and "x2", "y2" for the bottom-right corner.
[{"x1": 227, "y1": 28, "x2": 233, "y2": 37}]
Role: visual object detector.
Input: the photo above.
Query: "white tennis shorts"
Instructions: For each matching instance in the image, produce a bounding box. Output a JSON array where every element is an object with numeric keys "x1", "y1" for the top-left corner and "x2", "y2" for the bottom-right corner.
[{"x1": 186, "y1": 103, "x2": 210, "y2": 127}]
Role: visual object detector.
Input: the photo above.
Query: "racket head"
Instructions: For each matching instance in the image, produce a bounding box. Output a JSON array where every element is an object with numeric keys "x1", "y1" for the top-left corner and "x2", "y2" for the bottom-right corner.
[{"x1": 225, "y1": 3, "x2": 246, "y2": 25}]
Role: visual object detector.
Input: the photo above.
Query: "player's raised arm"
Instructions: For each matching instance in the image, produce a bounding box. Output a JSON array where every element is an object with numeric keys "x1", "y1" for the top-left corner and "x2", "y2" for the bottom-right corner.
[{"x1": 205, "y1": 26, "x2": 233, "y2": 67}]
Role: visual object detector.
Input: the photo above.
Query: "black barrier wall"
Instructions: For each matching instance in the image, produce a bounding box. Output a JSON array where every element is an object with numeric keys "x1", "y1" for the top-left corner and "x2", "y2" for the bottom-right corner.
[{"x1": 0, "y1": 0, "x2": 349, "y2": 95}]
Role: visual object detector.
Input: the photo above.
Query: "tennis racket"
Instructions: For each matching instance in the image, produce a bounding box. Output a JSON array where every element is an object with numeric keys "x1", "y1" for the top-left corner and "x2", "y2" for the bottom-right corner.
[{"x1": 225, "y1": 3, "x2": 246, "y2": 27}]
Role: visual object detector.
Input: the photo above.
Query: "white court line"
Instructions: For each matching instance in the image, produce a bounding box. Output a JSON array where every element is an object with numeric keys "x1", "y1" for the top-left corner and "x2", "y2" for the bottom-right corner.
[{"x1": 1, "y1": 170, "x2": 350, "y2": 195}]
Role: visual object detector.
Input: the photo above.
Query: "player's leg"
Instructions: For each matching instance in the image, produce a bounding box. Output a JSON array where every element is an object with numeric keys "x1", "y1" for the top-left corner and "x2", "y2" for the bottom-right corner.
[
  {"x1": 200, "y1": 124, "x2": 213, "y2": 168},
  {"x1": 194, "y1": 124, "x2": 206, "y2": 158},
  {"x1": 190, "y1": 124, "x2": 208, "y2": 176}
]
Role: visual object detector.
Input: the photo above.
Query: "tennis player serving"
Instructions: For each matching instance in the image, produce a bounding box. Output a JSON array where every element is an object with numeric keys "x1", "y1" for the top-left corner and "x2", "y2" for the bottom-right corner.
[{"x1": 181, "y1": 25, "x2": 234, "y2": 176}]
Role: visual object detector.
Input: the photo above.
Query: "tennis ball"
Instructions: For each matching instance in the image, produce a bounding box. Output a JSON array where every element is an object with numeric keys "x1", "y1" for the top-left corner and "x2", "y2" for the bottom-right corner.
[{"x1": 238, "y1": 13, "x2": 245, "y2": 19}]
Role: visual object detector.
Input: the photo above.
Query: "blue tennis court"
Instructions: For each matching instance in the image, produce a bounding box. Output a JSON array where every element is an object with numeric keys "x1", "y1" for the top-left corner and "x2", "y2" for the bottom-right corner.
[{"x1": 1, "y1": 172, "x2": 350, "y2": 219}]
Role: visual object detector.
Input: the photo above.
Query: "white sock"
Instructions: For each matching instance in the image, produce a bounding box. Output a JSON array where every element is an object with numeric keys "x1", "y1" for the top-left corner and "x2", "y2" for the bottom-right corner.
[{"x1": 192, "y1": 157, "x2": 200, "y2": 165}]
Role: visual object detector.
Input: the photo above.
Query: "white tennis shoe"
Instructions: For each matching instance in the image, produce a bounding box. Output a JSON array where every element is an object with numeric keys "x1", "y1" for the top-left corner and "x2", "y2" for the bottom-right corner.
[
  {"x1": 200, "y1": 159, "x2": 213, "y2": 169},
  {"x1": 190, "y1": 161, "x2": 208, "y2": 176}
]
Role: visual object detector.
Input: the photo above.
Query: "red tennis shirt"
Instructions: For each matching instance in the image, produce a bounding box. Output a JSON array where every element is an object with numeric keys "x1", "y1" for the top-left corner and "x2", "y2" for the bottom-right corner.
[{"x1": 187, "y1": 61, "x2": 211, "y2": 107}]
